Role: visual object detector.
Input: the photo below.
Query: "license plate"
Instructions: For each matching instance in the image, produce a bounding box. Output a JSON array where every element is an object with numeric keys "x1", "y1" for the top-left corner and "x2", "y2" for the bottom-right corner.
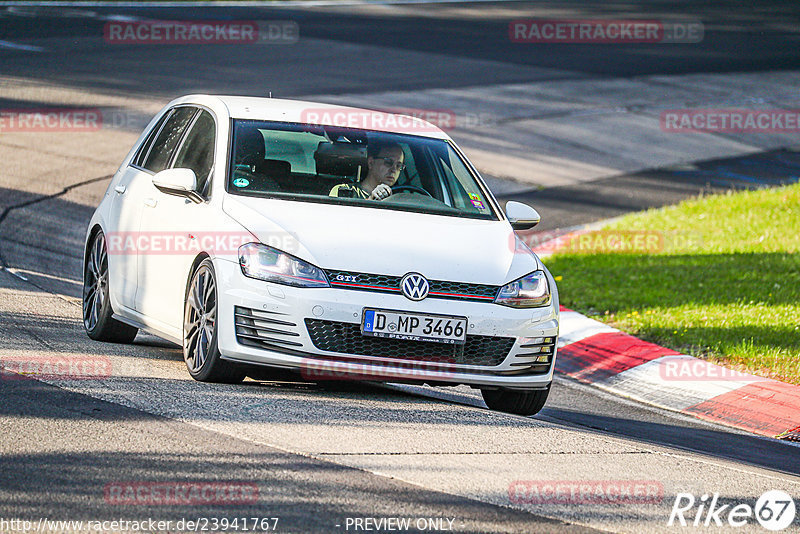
[{"x1": 361, "y1": 309, "x2": 467, "y2": 345}]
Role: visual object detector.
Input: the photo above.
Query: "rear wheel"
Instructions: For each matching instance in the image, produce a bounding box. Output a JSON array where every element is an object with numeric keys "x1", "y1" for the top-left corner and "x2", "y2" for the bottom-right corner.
[
  {"x1": 481, "y1": 385, "x2": 550, "y2": 416},
  {"x1": 183, "y1": 259, "x2": 245, "y2": 383},
  {"x1": 82, "y1": 231, "x2": 138, "y2": 343}
]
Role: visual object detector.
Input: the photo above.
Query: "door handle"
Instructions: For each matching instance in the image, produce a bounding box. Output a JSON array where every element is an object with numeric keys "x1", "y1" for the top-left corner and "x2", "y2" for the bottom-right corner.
[
  {"x1": 114, "y1": 185, "x2": 126, "y2": 195},
  {"x1": 144, "y1": 198, "x2": 157, "y2": 208}
]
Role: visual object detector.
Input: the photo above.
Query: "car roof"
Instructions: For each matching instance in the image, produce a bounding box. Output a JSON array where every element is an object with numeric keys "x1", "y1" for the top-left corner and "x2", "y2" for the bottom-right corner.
[{"x1": 171, "y1": 95, "x2": 452, "y2": 140}]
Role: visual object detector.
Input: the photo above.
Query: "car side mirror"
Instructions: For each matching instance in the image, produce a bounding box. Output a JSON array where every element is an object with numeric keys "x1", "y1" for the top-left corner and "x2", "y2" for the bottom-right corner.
[
  {"x1": 152, "y1": 168, "x2": 203, "y2": 203},
  {"x1": 505, "y1": 201, "x2": 541, "y2": 230}
]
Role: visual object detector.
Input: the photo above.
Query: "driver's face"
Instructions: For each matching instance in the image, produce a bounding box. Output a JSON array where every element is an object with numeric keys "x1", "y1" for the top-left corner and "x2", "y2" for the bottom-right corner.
[{"x1": 369, "y1": 147, "x2": 405, "y2": 186}]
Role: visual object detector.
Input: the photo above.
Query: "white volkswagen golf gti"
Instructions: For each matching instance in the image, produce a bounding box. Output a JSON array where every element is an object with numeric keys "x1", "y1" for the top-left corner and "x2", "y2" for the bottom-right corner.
[{"x1": 83, "y1": 95, "x2": 559, "y2": 415}]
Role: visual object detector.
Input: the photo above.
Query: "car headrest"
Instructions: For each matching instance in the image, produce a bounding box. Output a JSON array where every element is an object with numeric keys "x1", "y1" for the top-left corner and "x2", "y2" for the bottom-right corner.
[
  {"x1": 314, "y1": 142, "x2": 367, "y2": 177},
  {"x1": 236, "y1": 128, "x2": 266, "y2": 167},
  {"x1": 257, "y1": 159, "x2": 291, "y2": 179}
]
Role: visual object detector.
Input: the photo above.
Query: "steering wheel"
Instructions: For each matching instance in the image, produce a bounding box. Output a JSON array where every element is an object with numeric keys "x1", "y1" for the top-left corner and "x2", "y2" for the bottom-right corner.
[{"x1": 391, "y1": 185, "x2": 432, "y2": 197}]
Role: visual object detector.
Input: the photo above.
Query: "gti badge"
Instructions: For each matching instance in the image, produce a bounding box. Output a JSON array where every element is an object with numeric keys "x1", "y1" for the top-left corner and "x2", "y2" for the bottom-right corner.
[{"x1": 401, "y1": 272, "x2": 429, "y2": 301}]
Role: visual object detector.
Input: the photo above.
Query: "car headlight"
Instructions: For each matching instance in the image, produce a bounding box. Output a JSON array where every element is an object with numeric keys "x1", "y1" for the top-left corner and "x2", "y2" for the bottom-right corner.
[
  {"x1": 494, "y1": 270, "x2": 551, "y2": 308},
  {"x1": 238, "y1": 243, "x2": 329, "y2": 288}
]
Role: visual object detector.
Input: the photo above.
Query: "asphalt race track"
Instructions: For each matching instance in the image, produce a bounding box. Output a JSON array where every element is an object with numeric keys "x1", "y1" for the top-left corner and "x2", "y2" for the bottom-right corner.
[{"x1": 1, "y1": 2, "x2": 799, "y2": 533}]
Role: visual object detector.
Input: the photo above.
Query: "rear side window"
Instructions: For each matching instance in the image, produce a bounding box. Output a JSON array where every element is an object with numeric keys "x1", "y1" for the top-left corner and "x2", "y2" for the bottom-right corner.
[
  {"x1": 142, "y1": 107, "x2": 197, "y2": 173},
  {"x1": 173, "y1": 110, "x2": 216, "y2": 196},
  {"x1": 132, "y1": 111, "x2": 170, "y2": 168}
]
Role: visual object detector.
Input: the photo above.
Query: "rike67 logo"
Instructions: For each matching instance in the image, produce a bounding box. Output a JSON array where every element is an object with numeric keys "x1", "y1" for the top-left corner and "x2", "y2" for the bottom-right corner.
[{"x1": 668, "y1": 490, "x2": 796, "y2": 530}]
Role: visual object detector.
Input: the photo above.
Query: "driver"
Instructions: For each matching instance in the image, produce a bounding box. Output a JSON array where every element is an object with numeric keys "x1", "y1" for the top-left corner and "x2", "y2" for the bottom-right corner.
[{"x1": 329, "y1": 142, "x2": 405, "y2": 200}]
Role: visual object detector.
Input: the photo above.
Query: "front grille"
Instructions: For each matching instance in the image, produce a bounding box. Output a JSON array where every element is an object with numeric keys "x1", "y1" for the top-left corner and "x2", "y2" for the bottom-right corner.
[
  {"x1": 325, "y1": 269, "x2": 499, "y2": 302},
  {"x1": 305, "y1": 319, "x2": 514, "y2": 367},
  {"x1": 234, "y1": 306, "x2": 303, "y2": 350}
]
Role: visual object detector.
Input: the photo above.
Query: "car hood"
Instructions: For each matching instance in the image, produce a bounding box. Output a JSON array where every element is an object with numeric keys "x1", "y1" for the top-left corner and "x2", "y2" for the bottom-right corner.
[{"x1": 222, "y1": 195, "x2": 541, "y2": 285}]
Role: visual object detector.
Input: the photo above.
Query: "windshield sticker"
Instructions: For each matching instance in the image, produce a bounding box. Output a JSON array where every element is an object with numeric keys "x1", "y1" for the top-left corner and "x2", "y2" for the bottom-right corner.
[
  {"x1": 469, "y1": 193, "x2": 485, "y2": 210},
  {"x1": 233, "y1": 177, "x2": 250, "y2": 188}
]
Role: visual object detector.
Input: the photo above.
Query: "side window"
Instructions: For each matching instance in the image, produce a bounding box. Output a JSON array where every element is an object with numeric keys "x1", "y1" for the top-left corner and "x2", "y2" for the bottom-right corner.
[
  {"x1": 173, "y1": 110, "x2": 216, "y2": 196},
  {"x1": 132, "y1": 111, "x2": 170, "y2": 168},
  {"x1": 438, "y1": 158, "x2": 470, "y2": 209},
  {"x1": 142, "y1": 107, "x2": 197, "y2": 173},
  {"x1": 435, "y1": 151, "x2": 488, "y2": 214}
]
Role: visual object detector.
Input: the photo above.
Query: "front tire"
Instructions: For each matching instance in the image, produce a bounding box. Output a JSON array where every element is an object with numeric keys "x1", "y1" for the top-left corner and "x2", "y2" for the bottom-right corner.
[
  {"x1": 83, "y1": 231, "x2": 138, "y2": 343},
  {"x1": 183, "y1": 259, "x2": 245, "y2": 383},
  {"x1": 481, "y1": 385, "x2": 550, "y2": 416}
]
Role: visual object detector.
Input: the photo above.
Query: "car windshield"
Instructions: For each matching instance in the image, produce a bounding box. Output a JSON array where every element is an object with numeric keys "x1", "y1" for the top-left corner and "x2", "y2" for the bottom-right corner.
[{"x1": 227, "y1": 119, "x2": 498, "y2": 220}]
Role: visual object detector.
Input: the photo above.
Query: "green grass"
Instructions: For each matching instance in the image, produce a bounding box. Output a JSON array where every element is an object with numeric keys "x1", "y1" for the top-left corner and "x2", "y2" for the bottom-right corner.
[{"x1": 544, "y1": 183, "x2": 800, "y2": 384}]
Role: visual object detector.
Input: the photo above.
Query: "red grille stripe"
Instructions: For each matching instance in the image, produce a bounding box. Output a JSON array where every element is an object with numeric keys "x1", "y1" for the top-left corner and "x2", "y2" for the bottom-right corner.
[
  {"x1": 429, "y1": 291, "x2": 494, "y2": 300},
  {"x1": 331, "y1": 282, "x2": 400, "y2": 291}
]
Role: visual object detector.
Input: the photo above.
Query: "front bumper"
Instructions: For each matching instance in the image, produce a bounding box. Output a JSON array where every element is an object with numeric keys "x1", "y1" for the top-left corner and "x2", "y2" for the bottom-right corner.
[{"x1": 214, "y1": 258, "x2": 559, "y2": 389}]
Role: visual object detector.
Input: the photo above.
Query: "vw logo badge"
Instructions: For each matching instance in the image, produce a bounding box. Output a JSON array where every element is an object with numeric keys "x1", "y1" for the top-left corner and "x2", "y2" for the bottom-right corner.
[{"x1": 401, "y1": 273, "x2": 429, "y2": 301}]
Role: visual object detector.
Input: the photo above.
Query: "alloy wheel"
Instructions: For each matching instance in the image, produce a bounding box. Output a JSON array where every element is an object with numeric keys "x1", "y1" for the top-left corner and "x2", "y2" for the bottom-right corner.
[
  {"x1": 83, "y1": 233, "x2": 108, "y2": 331},
  {"x1": 184, "y1": 264, "x2": 217, "y2": 373}
]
